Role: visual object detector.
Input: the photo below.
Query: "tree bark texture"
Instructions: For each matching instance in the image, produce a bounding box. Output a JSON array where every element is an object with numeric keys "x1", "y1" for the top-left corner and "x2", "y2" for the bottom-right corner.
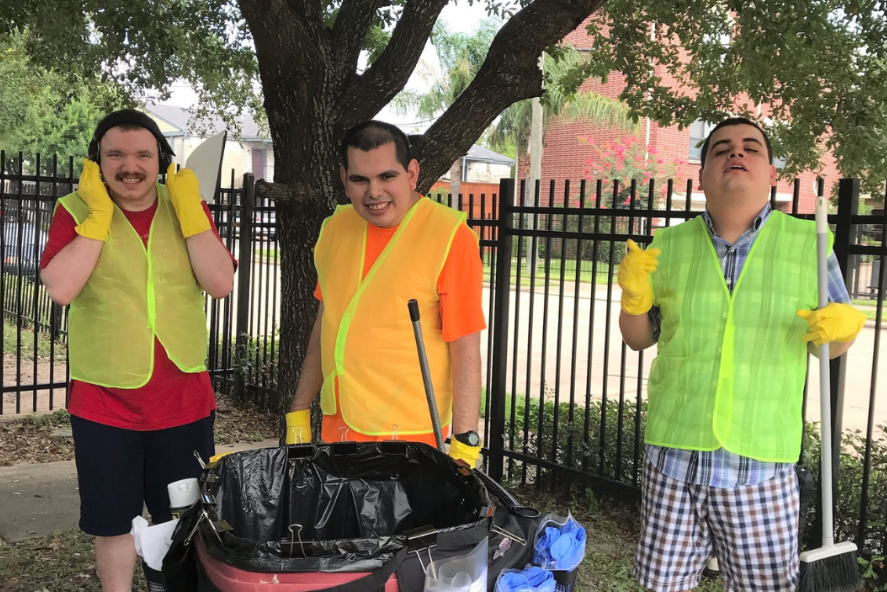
[{"x1": 236, "y1": 0, "x2": 604, "y2": 417}]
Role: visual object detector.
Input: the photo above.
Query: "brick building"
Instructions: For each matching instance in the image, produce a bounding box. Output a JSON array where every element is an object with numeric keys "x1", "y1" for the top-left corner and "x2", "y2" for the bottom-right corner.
[{"x1": 516, "y1": 18, "x2": 842, "y2": 215}]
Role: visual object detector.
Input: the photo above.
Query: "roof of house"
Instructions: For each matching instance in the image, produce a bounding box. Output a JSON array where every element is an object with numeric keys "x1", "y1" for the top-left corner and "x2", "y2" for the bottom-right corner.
[
  {"x1": 464, "y1": 143, "x2": 513, "y2": 165},
  {"x1": 146, "y1": 104, "x2": 513, "y2": 166},
  {"x1": 145, "y1": 104, "x2": 269, "y2": 142}
]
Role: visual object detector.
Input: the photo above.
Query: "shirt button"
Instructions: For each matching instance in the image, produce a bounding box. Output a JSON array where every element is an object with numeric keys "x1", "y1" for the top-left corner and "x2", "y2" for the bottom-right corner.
[{"x1": 726, "y1": 278, "x2": 733, "y2": 285}]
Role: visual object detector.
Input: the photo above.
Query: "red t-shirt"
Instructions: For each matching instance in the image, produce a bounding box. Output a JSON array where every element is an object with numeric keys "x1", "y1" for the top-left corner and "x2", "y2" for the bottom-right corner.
[
  {"x1": 315, "y1": 216, "x2": 487, "y2": 445},
  {"x1": 41, "y1": 198, "x2": 236, "y2": 430}
]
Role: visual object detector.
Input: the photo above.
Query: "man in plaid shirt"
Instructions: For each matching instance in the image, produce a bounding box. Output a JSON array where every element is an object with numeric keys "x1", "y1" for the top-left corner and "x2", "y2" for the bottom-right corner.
[{"x1": 617, "y1": 117, "x2": 866, "y2": 592}]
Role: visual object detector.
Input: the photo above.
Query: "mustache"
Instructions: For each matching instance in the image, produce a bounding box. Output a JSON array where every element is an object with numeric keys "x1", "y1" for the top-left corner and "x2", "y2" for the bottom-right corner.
[{"x1": 115, "y1": 173, "x2": 146, "y2": 181}]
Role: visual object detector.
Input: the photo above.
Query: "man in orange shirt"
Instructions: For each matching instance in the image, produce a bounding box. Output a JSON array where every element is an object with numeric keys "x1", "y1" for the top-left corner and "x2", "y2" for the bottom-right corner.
[{"x1": 285, "y1": 121, "x2": 486, "y2": 466}]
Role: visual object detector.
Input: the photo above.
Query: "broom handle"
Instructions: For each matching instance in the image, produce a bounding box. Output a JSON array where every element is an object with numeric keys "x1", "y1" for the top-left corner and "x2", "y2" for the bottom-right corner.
[
  {"x1": 815, "y1": 195, "x2": 835, "y2": 547},
  {"x1": 408, "y1": 299, "x2": 446, "y2": 452}
]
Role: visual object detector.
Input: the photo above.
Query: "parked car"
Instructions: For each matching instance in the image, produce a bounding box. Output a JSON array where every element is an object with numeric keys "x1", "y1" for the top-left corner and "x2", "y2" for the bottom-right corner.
[
  {"x1": 2, "y1": 222, "x2": 48, "y2": 281},
  {"x1": 217, "y1": 208, "x2": 277, "y2": 240},
  {"x1": 253, "y1": 207, "x2": 277, "y2": 239}
]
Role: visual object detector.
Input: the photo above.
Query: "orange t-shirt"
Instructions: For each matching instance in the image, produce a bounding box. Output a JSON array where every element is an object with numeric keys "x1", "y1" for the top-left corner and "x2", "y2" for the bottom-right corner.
[{"x1": 315, "y1": 221, "x2": 486, "y2": 445}]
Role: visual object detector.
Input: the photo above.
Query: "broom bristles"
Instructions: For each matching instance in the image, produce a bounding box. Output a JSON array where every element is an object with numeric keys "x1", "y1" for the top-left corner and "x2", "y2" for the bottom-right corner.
[{"x1": 798, "y1": 547, "x2": 863, "y2": 592}]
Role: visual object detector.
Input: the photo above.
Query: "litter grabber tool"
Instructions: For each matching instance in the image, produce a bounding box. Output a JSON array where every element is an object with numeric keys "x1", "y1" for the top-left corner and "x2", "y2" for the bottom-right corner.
[
  {"x1": 407, "y1": 299, "x2": 539, "y2": 517},
  {"x1": 408, "y1": 298, "x2": 446, "y2": 451}
]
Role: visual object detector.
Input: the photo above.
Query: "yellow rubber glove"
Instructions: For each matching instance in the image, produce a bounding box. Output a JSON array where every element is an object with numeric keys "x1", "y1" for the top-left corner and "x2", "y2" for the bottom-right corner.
[
  {"x1": 617, "y1": 239, "x2": 660, "y2": 315},
  {"x1": 165, "y1": 163, "x2": 211, "y2": 238},
  {"x1": 797, "y1": 303, "x2": 866, "y2": 347},
  {"x1": 449, "y1": 438, "x2": 482, "y2": 468},
  {"x1": 209, "y1": 451, "x2": 234, "y2": 463},
  {"x1": 75, "y1": 159, "x2": 114, "y2": 241},
  {"x1": 285, "y1": 410, "x2": 312, "y2": 445}
]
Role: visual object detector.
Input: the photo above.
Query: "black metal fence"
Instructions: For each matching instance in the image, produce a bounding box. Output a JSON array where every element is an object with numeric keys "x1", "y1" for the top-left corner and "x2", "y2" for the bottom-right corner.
[
  {"x1": 483, "y1": 176, "x2": 887, "y2": 557},
  {"x1": 3, "y1": 155, "x2": 886, "y2": 557},
  {"x1": 0, "y1": 155, "x2": 281, "y2": 414}
]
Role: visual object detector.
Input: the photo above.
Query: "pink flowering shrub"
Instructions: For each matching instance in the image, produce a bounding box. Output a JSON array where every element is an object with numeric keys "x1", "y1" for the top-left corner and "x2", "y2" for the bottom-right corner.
[{"x1": 581, "y1": 135, "x2": 686, "y2": 209}]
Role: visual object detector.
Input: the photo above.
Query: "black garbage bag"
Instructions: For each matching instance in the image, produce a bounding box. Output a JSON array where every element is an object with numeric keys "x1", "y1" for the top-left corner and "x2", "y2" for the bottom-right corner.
[{"x1": 164, "y1": 442, "x2": 542, "y2": 592}]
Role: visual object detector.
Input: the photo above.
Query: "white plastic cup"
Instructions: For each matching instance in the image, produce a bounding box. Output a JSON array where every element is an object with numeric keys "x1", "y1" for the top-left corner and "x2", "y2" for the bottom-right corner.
[{"x1": 167, "y1": 478, "x2": 200, "y2": 518}]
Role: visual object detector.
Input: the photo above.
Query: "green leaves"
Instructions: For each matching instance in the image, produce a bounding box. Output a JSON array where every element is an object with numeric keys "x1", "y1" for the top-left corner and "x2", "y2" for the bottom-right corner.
[
  {"x1": 392, "y1": 18, "x2": 501, "y2": 120},
  {"x1": 490, "y1": 49, "x2": 637, "y2": 154},
  {"x1": 3, "y1": 0, "x2": 886, "y2": 197},
  {"x1": 585, "y1": 0, "x2": 887, "y2": 197},
  {"x1": 0, "y1": 32, "x2": 119, "y2": 169}
]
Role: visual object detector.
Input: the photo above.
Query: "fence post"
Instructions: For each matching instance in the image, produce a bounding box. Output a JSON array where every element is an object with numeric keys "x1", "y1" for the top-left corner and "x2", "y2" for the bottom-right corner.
[
  {"x1": 488, "y1": 177, "x2": 514, "y2": 482},
  {"x1": 830, "y1": 178, "x2": 858, "y2": 477},
  {"x1": 234, "y1": 174, "x2": 255, "y2": 401}
]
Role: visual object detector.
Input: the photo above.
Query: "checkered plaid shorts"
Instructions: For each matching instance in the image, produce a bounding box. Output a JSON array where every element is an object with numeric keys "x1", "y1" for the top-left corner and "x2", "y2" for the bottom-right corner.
[{"x1": 633, "y1": 458, "x2": 799, "y2": 592}]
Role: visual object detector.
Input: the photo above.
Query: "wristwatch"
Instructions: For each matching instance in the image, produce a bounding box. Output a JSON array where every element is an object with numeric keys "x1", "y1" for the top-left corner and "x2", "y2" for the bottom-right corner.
[{"x1": 453, "y1": 431, "x2": 480, "y2": 446}]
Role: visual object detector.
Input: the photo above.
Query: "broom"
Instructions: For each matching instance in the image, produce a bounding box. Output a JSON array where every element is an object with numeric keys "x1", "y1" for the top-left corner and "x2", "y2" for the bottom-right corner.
[{"x1": 797, "y1": 195, "x2": 863, "y2": 592}]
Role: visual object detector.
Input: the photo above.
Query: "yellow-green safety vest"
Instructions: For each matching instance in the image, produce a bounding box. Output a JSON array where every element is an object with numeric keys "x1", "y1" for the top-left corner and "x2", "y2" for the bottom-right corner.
[
  {"x1": 646, "y1": 212, "x2": 829, "y2": 462},
  {"x1": 314, "y1": 198, "x2": 468, "y2": 437},
  {"x1": 56, "y1": 185, "x2": 207, "y2": 388}
]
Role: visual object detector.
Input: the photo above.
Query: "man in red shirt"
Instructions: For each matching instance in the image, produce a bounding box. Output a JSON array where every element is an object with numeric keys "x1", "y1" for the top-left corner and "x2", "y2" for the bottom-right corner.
[{"x1": 40, "y1": 109, "x2": 235, "y2": 591}]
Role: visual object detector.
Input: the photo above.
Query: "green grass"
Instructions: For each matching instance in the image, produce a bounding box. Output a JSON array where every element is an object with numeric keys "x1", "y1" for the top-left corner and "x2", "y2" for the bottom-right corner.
[
  {"x1": 850, "y1": 299, "x2": 886, "y2": 322},
  {"x1": 0, "y1": 528, "x2": 147, "y2": 591},
  {"x1": 0, "y1": 486, "x2": 710, "y2": 592},
  {"x1": 511, "y1": 485, "x2": 727, "y2": 592},
  {"x1": 483, "y1": 259, "x2": 613, "y2": 286},
  {"x1": 2, "y1": 319, "x2": 67, "y2": 361},
  {"x1": 256, "y1": 246, "x2": 280, "y2": 261},
  {"x1": 8, "y1": 408, "x2": 70, "y2": 428}
]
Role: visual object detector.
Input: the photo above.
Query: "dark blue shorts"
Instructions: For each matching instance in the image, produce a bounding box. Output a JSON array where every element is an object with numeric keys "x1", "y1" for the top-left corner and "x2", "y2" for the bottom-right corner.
[{"x1": 70, "y1": 413, "x2": 215, "y2": 536}]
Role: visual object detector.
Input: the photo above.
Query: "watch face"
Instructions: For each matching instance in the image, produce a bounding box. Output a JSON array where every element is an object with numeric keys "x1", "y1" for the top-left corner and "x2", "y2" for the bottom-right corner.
[{"x1": 460, "y1": 431, "x2": 480, "y2": 446}]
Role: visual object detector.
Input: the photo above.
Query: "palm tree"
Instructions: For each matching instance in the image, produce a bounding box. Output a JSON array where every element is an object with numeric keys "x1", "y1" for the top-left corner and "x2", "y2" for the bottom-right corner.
[
  {"x1": 488, "y1": 49, "x2": 640, "y2": 155},
  {"x1": 393, "y1": 21, "x2": 638, "y2": 156},
  {"x1": 392, "y1": 20, "x2": 500, "y2": 121}
]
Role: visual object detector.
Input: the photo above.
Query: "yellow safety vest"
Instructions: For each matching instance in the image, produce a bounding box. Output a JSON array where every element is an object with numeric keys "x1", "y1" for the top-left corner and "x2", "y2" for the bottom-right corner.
[
  {"x1": 646, "y1": 212, "x2": 828, "y2": 462},
  {"x1": 314, "y1": 198, "x2": 466, "y2": 437},
  {"x1": 57, "y1": 185, "x2": 207, "y2": 388}
]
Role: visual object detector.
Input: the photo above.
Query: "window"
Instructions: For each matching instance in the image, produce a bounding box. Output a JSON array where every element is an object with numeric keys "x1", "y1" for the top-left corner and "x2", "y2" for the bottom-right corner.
[
  {"x1": 251, "y1": 148, "x2": 266, "y2": 181},
  {"x1": 689, "y1": 120, "x2": 717, "y2": 161}
]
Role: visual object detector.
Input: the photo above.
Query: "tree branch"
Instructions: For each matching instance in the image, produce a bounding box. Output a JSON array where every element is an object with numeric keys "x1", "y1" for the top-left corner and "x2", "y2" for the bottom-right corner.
[
  {"x1": 340, "y1": 0, "x2": 449, "y2": 125},
  {"x1": 333, "y1": 0, "x2": 392, "y2": 72},
  {"x1": 412, "y1": 0, "x2": 605, "y2": 192}
]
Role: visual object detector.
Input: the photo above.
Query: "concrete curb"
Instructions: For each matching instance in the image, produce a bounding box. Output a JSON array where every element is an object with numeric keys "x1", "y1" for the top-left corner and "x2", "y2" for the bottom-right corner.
[{"x1": 0, "y1": 438, "x2": 279, "y2": 544}]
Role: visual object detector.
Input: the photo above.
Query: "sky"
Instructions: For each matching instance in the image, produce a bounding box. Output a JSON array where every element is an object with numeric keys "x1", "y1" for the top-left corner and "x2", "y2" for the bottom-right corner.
[{"x1": 159, "y1": 2, "x2": 502, "y2": 133}]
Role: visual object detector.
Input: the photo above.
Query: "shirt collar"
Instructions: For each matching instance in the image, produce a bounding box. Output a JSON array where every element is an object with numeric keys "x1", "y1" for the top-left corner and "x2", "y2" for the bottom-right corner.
[{"x1": 703, "y1": 202, "x2": 772, "y2": 245}]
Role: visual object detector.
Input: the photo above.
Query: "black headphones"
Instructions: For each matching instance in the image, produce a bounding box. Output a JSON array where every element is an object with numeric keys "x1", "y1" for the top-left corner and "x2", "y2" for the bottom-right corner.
[{"x1": 89, "y1": 109, "x2": 176, "y2": 170}]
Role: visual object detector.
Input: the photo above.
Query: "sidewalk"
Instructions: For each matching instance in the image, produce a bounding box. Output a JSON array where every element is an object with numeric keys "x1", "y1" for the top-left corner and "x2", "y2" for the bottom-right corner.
[{"x1": 0, "y1": 438, "x2": 278, "y2": 545}]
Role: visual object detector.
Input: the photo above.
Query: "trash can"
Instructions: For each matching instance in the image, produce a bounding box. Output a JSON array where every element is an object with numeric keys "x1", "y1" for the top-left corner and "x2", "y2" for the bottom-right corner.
[{"x1": 164, "y1": 442, "x2": 543, "y2": 592}]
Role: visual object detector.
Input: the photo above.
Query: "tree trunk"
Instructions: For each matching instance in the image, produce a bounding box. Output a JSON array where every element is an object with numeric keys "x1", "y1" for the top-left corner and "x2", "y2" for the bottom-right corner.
[
  {"x1": 237, "y1": 0, "x2": 606, "y2": 427},
  {"x1": 240, "y1": 1, "x2": 348, "y2": 423},
  {"x1": 259, "y1": 107, "x2": 339, "y2": 420}
]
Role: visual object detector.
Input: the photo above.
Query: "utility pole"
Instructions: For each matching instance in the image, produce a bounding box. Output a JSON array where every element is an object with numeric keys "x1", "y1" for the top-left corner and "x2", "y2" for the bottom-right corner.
[{"x1": 527, "y1": 53, "x2": 544, "y2": 277}]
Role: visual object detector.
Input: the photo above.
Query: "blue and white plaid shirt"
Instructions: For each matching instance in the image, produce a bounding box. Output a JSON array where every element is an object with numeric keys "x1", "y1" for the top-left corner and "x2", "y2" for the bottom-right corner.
[{"x1": 647, "y1": 202, "x2": 851, "y2": 487}]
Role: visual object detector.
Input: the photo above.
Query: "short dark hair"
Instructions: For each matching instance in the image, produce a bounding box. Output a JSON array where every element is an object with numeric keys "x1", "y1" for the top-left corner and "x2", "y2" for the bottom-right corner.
[
  {"x1": 340, "y1": 120, "x2": 411, "y2": 170},
  {"x1": 700, "y1": 117, "x2": 773, "y2": 166},
  {"x1": 89, "y1": 109, "x2": 175, "y2": 168}
]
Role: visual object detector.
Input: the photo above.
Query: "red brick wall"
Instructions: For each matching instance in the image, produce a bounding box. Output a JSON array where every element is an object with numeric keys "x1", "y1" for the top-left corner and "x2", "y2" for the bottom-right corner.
[{"x1": 514, "y1": 16, "x2": 844, "y2": 214}]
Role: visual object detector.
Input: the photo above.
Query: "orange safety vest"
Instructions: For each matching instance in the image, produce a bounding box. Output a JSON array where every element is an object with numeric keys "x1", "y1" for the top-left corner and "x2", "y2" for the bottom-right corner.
[{"x1": 314, "y1": 198, "x2": 466, "y2": 437}]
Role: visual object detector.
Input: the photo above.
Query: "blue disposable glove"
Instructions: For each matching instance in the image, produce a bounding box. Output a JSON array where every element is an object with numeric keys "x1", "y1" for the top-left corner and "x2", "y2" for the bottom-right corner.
[
  {"x1": 550, "y1": 531, "x2": 584, "y2": 571},
  {"x1": 533, "y1": 526, "x2": 559, "y2": 566},
  {"x1": 533, "y1": 517, "x2": 587, "y2": 571},
  {"x1": 523, "y1": 566, "x2": 555, "y2": 591},
  {"x1": 496, "y1": 567, "x2": 555, "y2": 592}
]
